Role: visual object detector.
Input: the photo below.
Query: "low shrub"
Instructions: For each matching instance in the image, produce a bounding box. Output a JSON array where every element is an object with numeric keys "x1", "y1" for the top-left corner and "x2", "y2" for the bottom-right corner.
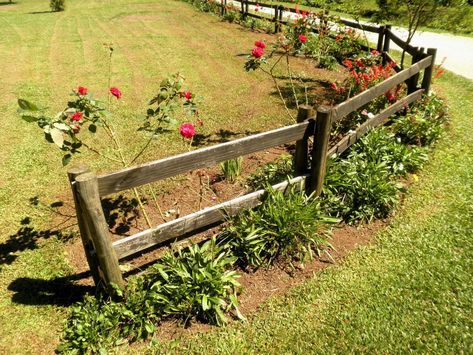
[
  {"x1": 50, "y1": 0, "x2": 65, "y2": 11},
  {"x1": 392, "y1": 93, "x2": 448, "y2": 146},
  {"x1": 322, "y1": 156, "x2": 401, "y2": 224},
  {"x1": 219, "y1": 184, "x2": 338, "y2": 269},
  {"x1": 58, "y1": 239, "x2": 241, "y2": 353},
  {"x1": 351, "y1": 127, "x2": 428, "y2": 176}
]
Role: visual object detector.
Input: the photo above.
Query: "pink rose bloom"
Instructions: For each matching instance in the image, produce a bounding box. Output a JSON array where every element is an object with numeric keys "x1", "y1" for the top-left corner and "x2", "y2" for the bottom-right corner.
[
  {"x1": 255, "y1": 40, "x2": 266, "y2": 49},
  {"x1": 71, "y1": 112, "x2": 83, "y2": 122},
  {"x1": 298, "y1": 34, "x2": 307, "y2": 43},
  {"x1": 183, "y1": 91, "x2": 192, "y2": 101},
  {"x1": 251, "y1": 47, "x2": 264, "y2": 58},
  {"x1": 77, "y1": 86, "x2": 88, "y2": 95},
  {"x1": 110, "y1": 86, "x2": 122, "y2": 99},
  {"x1": 179, "y1": 123, "x2": 196, "y2": 139}
]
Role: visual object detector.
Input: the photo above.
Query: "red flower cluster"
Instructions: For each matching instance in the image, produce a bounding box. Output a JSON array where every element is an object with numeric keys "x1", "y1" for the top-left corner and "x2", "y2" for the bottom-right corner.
[
  {"x1": 71, "y1": 112, "x2": 83, "y2": 122},
  {"x1": 77, "y1": 86, "x2": 88, "y2": 96},
  {"x1": 179, "y1": 122, "x2": 196, "y2": 139},
  {"x1": 252, "y1": 40, "x2": 266, "y2": 58},
  {"x1": 183, "y1": 91, "x2": 192, "y2": 101},
  {"x1": 298, "y1": 34, "x2": 307, "y2": 43},
  {"x1": 110, "y1": 87, "x2": 122, "y2": 99}
]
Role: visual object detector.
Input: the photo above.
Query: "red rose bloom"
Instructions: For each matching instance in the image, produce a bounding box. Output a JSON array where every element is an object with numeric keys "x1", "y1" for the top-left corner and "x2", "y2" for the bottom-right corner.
[
  {"x1": 330, "y1": 82, "x2": 338, "y2": 91},
  {"x1": 342, "y1": 59, "x2": 353, "y2": 69},
  {"x1": 371, "y1": 49, "x2": 380, "y2": 56},
  {"x1": 298, "y1": 34, "x2": 307, "y2": 43},
  {"x1": 183, "y1": 91, "x2": 192, "y2": 101},
  {"x1": 255, "y1": 40, "x2": 266, "y2": 49},
  {"x1": 110, "y1": 87, "x2": 122, "y2": 99},
  {"x1": 71, "y1": 112, "x2": 83, "y2": 122},
  {"x1": 77, "y1": 86, "x2": 88, "y2": 95},
  {"x1": 251, "y1": 47, "x2": 264, "y2": 59},
  {"x1": 179, "y1": 123, "x2": 196, "y2": 139}
]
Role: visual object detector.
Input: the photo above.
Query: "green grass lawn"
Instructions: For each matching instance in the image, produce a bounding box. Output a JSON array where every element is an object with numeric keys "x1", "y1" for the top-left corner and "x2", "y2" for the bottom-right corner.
[
  {"x1": 0, "y1": 0, "x2": 472, "y2": 353},
  {"x1": 132, "y1": 71, "x2": 472, "y2": 353}
]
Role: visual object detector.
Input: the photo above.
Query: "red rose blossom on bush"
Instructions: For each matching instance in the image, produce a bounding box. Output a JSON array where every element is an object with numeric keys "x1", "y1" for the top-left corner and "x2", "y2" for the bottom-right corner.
[
  {"x1": 255, "y1": 40, "x2": 266, "y2": 49},
  {"x1": 77, "y1": 86, "x2": 88, "y2": 95},
  {"x1": 179, "y1": 123, "x2": 196, "y2": 139},
  {"x1": 183, "y1": 91, "x2": 192, "y2": 101},
  {"x1": 251, "y1": 47, "x2": 264, "y2": 59},
  {"x1": 298, "y1": 34, "x2": 307, "y2": 43},
  {"x1": 110, "y1": 87, "x2": 122, "y2": 99},
  {"x1": 71, "y1": 112, "x2": 83, "y2": 122}
]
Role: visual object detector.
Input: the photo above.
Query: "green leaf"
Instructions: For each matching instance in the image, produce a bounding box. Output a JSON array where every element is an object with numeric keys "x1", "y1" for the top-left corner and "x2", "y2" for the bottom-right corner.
[
  {"x1": 18, "y1": 99, "x2": 39, "y2": 111},
  {"x1": 62, "y1": 154, "x2": 72, "y2": 166},
  {"x1": 88, "y1": 124, "x2": 97, "y2": 133},
  {"x1": 21, "y1": 115, "x2": 38, "y2": 123},
  {"x1": 54, "y1": 122, "x2": 70, "y2": 131},
  {"x1": 50, "y1": 127, "x2": 64, "y2": 147}
]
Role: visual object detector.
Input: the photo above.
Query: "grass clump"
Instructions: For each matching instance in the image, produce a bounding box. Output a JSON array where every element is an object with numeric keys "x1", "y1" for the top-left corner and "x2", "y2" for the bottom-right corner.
[
  {"x1": 220, "y1": 157, "x2": 243, "y2": 183},
  {"x1": 219, "y1": 184, "x2": 338, "y2": 269},
  {"x1": 58, "y1": 239, "x2": 241, "y2": 353}
]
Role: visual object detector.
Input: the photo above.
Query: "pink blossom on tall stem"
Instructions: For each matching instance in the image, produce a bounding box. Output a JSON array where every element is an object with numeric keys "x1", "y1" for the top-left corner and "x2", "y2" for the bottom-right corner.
[
  {"x1": 298, "y1": 34, "x2": 307, "y2": 43},
  {"x1": 183, "y1": 91, "x2": 192, "y2": 101},
  {"x1": 109, "y1": 87, "x2": 122, "y2": 99},
  {"x1": 77, "y1": 86, "x2": 88, "y2": 95},
  {"x1": 255, "y1": 40, "x2": 266, "y2": 49},
  {"x1": 179, "y1": 122, "x2": 196, "y2": 139},
  {"x1": 71, "y1": 112, "x2": 83, "y2": 122},
  {"x1": 251, "y1": 47, "x2": 264, "y2": 58}
]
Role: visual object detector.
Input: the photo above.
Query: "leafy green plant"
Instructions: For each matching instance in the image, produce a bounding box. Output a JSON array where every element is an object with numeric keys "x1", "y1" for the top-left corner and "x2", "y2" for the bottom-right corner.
[
  {"x1": 247, "y1": 154, "x2": 294, "y2": 190},
  {"x1": 392, "y1": 93, "x2": 448, "y2": 146},
  {"x1": 351, "y1": 127, "x2": 428, "y2": 176},
  {"x1": 58, "y1": 239, "x2": 242, "y2": 353},
  {"x1": 50, "y1": 0, "x2": 65, "y2": 12},
  {"x1": 322, "y1": 155, "x2": 401, "y2": 224},
  {"x1": 220, "y1": 157, "x2": 243, "y2": 183},
  {"x1": 219, "y1": 184, "x2": 338, "y2": 269},
  {"x1": 147, "y1": 239, "x2": 243, "y2": 326}
]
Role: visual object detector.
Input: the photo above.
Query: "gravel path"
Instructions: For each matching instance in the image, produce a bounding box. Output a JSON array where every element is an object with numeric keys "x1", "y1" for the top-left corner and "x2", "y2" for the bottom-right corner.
[{"x1": 231, "y1": 1, "x2": 473, "y2": 79}]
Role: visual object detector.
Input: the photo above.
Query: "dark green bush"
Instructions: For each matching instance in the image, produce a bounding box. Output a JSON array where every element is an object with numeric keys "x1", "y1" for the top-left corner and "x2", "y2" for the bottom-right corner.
[
  {"x1": 219, "y1": 184, "x2": 338, "y2": 269},
  {"x1": 50, "y1": 0, "x2": 65, "y2": 12},
  {"x1": 392, "y1": 93, "x2": 448, "y2": 146},
  {"x1": 59, "y1": 239, "x2": 241, "y2": 353}
]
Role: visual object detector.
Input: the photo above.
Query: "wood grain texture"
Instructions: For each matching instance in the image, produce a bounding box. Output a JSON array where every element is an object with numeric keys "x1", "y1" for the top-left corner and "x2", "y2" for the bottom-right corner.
[
  {"x1": 75, "y1": 172, "x2": 124, "y2": 288},
  {"x1": 332, "y1": 56, "x2": 431, "y2": 122},
  {"x1": 327, "y1": 89, "x2": 424, "y2": 157},
  {"x1": 113, "y1": 175, "x2": 308, "y2": 259},
  {"x1": 339, "y1": 19, "x2": 380, "y2": 33},
  {"x1": 98, "y1": 121, "x2": 311, "y2": 196},
  {"x1": 295, "y1": 106, "x2": 316, "y2": 175}
]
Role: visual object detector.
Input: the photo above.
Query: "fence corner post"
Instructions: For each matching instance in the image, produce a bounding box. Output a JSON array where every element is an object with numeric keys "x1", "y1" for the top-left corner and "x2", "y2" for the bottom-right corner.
[
  {"x1": 382, "y1": 25, "x2": 392, "y2": 65},
  {"x1": 407, "y1": 47, "x2": 422, "y2": 94},
  {"x1": 376, "y1": 25, "x2": 385, "y2": 52},
  {"x1": 421, "y1": 48, "x2": 437, "y2": 94},
  {"x1": 309, "y1": 106, "x2": 332, "y2": 196},
  {"x1": 273, "y1": 4, "x2": 279, "y2": 33},
  {"x1": 75, "y1": 172, "x2": 124, "y2": 291},
  {"x1": 295, "y1": 105, "x2": 315, "y2": 176},
  {"x1": 68, "y1": 165, "x2": 101, "y2": 285}
]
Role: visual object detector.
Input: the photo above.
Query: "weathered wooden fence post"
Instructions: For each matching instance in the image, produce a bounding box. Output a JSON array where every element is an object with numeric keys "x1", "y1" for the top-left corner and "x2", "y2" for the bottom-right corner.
[
  {"x1": 75, "y1": 172, "x2": 124, "y2": 290},
  {"x1": 421, "y1": 48, "x2": 437, "y2": 94},
  {"x1": 273, "y1": 4, "x2": 279, "y2": 33},
  {"x1": 376, "y1": 25, "x2": 385, "y2": 52},
  {"x1": 309, "y1": 106, "x2": 332, "y2": 196},
  {"x1": 294, "y1": 105, "x2": 315, "y2": 176},
  {"x1": 68, "y1": 165, "x2": 101, "y2": 285},
  {"x1": 408, "y1": 47, "x2": 423, "y2": 94},
  {"x1": 245, "y1": 0, "x2": 249, "y2": 18},
  {"x1": 278, "y1": 5, "x2": 283, "y2": 29},
  {"x1": 382, "y1": 25, "x2": 392, "y2": 65}
]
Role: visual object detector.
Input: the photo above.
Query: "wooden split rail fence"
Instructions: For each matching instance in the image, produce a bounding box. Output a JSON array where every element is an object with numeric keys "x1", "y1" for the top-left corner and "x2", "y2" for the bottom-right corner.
[{"x1": 68, "y1": 8, "x2": 437, "y2": 289}]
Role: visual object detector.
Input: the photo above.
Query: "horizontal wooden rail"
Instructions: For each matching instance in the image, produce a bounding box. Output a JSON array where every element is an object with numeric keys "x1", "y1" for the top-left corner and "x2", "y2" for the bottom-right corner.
[
  {"x1": 386, "y1": 29, "x2": 418, "y2": 56},
  {"x1": 339, "y1": 18, "x2": 381, "y2": 33},
  {"x1": 332, "y1": 55, "x2": 432, "y2": 122},
  {"x1": 98, "y1": 120, "x2": 314, "y2": 196},
  {"x1": 113, "y1": 174, "x2": 308, "y2": 259},
  {"x1": 327, "y1": 89, "x2": 424, "y2": 157}
]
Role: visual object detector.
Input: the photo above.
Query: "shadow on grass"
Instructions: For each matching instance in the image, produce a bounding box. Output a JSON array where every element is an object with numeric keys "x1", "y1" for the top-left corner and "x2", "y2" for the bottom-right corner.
[
  {"x1": 8, "y1": 272, "x2": 94, "y2": 306},
  {"x1": 0, "y1": 216, "x2": 76, "y2": 267},
  {"x1": 192, "y1": 128, "x2": 261, "y2": 146},
  {"x1": 28, "y1": 10, "x2": 55, "y2": 14},
  {"x1": 102, "y1": 194, "x2": 141, "y2": 235},
  {"x1": 0, "y1": 1, "x2": 16, "y2": 5}
]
